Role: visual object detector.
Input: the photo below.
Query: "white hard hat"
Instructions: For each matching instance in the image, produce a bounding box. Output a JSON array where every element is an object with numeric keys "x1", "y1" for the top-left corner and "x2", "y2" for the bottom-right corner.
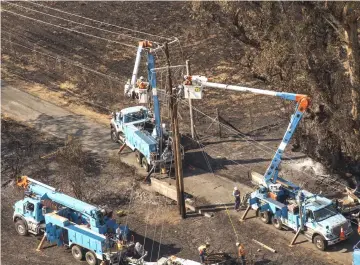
[
  {"x1": 234, "y1": 187, "x2": 238, "y2": 190},
  {"x1": 236, "y1": 242, "x2": 240, "y2": 247}
]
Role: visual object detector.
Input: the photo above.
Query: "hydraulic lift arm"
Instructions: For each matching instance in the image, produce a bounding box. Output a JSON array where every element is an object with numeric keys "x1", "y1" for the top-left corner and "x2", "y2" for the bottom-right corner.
[
  {"x1": 127, "y1": 40, "x2": 162, "y2": 138},
  {"x1": 190, "y1": 76, "x2": 310, "y2": 187}
]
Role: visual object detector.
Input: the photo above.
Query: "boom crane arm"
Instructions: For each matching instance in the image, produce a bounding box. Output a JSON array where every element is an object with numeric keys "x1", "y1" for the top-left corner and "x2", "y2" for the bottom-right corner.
[
  {"x1": 16, "y1": 176, "x2": 104, "y2": 228},
  {"x1": 190, "y1": 76, "x2": 310, "y2": 187},
  {"x1": 125, "y1": 40, "x2": 162, "y2": 138}
]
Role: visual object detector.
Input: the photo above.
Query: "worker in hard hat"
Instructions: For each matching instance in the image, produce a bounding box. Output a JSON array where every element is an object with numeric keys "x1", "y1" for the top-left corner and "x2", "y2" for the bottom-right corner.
[
  {"x1": 233, "y1": 187, "x2": 241, "y2": 211},
  {"x1": 137, "y1": 76, "x2": 148, "y2": 90},
  {"x1": 236, "y1": 243, "x2": 246, "y2": 265},
  {"x1": 198, "y1": 242, "x2": 210, "y2": 264}
]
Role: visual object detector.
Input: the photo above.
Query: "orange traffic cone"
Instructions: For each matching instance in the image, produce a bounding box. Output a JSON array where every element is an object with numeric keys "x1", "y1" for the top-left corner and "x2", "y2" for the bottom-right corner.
[
  {"x1": 357, "y1": 222, "x2": 360, "y2": 235},
  {"x1": 340, "y1": 226, "x2": 345, "y2": 241}
]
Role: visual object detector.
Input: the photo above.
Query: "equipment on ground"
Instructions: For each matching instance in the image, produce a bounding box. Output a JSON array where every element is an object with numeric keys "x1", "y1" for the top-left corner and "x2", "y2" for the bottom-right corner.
[
  {"x1": 14, "y1": 176, "x2": 147, "y2": 265},
  {"x1": 188, "y1": 75, "x2": 353, "y2": 251},
  {"x1": 150, "y1": 254, "x2": 236, "y2": 265},
  {"x1": 110, "y1": 41, "x2": 183, "y2": 173}
]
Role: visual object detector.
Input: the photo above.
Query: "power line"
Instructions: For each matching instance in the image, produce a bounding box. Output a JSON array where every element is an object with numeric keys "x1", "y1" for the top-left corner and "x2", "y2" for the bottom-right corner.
[
  {"x1": 143, "y1": 201, "x2": 152, "y2": 248},
  {"x1": 180, "y1": 109, "x2": 357, "y2": 228},
  {"x1": 150, "y1": 197, "x2": 162, "y2": 262},
  {"x1": 5, "y1": 2, "x2": 144, "y2": 42},
  {"x1": 176, "y1": 96, "x2": 351, "y2": 192},
  {"x1": 27, "y1": 1, "x2": 174, "y2": 41},
  {"x1": 1, "y1": 36, "x2": 122, "y2": 83},
  {"x1": 192, "y1": 129, "x2": 241, "y2": 241},
  {"x1": 157, "y1": 90, "x2": 351, "y2": 194},
  {"x1": 2, "y1": 9, "x2": 138, "y2": 48}
]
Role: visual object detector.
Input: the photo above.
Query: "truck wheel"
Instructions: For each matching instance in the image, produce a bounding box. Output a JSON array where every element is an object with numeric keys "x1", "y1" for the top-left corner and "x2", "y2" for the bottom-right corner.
[
  {"x1": 85, "y1": 251, "x2": 98, "y2": 265},
  {"x1": 15, "y1": 220, "x2": 28, "y2": 236},
  {"x1": 271, "y1": 216, "x2": 282, "y2": 230},
  {"x1": 111, "y1": 127, "x2": 118, "y2": 143},
  {"x1": 313, "y1": 235, "x2": 327, "y2": 251},
  {"x1": 135, "y1": 151, "x2": 142, "y2": 164},
  {"x1": 142, "y1": 157, "x2": 150, "y2": 172},
  {"x1": 72, "y1": 245, "x2": 84, "y2": 261},
  {"x1": 259, "y1": 211, "x2": 271, "y2": 224}
]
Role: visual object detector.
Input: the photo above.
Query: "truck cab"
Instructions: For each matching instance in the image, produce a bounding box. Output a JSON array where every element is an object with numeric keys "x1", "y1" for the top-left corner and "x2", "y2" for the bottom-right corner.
[
  {"x1": 13, "y1": 196, "x2": 46, "y2": 236},
  {"x1": 110, "y1": 105, "x2": 182, "y2": 172},
  {"x1": 110, "y1": 106, "x2": 154, "y2": 143},
  {"x1": 302, "y1": 193, "x2": 352, "y2": 250}
]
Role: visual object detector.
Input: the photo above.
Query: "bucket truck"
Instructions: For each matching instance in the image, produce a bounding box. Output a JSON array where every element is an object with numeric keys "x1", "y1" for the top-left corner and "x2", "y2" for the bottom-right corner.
[
  {"x1": 187, "y1": 75, "x2": 352, "y2": 251},
  {"x1": 110, "y1": 41, "x2": 183, "y2": 173},
  {"x1": 13, "y1": 176, "x2": 147, "y2": 265}
]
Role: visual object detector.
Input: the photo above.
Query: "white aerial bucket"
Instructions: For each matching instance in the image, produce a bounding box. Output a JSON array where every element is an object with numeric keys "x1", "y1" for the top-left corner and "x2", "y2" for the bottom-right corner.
[
  {"x1": 138, "y1": 88, "x2": 148, "y2": 104},
  {"x1": 184, "y1": 85, "x2": 203, "y2": 99}
]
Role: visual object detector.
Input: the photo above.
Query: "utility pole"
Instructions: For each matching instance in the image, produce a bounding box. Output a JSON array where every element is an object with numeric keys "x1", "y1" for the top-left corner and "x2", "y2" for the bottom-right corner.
[
  {"x1": 186, "y1": 60, "x2": 195, "y2": 139},
  {"x1": 164, "y1": 43, "x2": 186, "y2": 218}
]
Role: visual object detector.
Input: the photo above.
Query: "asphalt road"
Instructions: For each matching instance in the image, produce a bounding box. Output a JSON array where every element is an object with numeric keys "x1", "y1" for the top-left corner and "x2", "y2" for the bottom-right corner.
[{"x1": 2, "y1": 85, "x2": 356, "y2": 265}]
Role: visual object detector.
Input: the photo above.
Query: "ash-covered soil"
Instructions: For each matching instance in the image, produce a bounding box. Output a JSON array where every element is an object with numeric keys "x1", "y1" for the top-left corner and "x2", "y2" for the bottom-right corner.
[{"x1": 1, "y1": 118, "x2": 340, "y2": 265}]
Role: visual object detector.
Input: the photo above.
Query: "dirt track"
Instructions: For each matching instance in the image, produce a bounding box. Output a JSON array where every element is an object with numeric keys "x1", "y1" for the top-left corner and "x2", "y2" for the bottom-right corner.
[{"x1": 2, "y1": 85, "x2": 356, "y2": 265}]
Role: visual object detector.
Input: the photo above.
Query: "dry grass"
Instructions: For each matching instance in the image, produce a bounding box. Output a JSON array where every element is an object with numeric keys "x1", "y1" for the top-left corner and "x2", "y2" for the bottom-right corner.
[
  {"x1": 59, "y1": 81, "x2": 77, "y2": 91},
  {"x1": 11, "y1": 81, "x2": 110, "y2": 126}
]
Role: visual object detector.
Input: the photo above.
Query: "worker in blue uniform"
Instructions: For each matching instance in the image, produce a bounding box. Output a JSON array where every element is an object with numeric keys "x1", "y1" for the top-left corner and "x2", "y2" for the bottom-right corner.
[{"x1": 233, "y1": 187, "x2": 241, "y2": 211}]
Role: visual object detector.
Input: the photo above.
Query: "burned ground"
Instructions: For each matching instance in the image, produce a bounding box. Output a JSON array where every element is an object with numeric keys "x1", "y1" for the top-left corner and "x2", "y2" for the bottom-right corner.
[
  {"x1": 1, "y1": 2, "x2": 359, "y2": 265},
  {"x1": 1, "y1": 1, "x2": 359, "y2": 182},
  {"x1": 1, "y1": 118, "x2": 340, "y2": 265}
]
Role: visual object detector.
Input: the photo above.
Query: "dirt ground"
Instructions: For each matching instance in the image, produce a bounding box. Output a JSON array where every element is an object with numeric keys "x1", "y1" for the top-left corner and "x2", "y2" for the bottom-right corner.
[
  {"x1": 1, "y1": 2, "x2": 357, "y2": 264},
  {"x1": 1, "y1": 0, "x2": 357, "y2": 192},
  {"x1": 1, "y1": 117, "x2": 343, "y2": 265}
]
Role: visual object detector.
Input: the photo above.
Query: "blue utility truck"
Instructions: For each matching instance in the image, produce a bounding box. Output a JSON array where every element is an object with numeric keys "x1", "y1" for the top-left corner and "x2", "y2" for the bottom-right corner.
[
  {"x1": 189, "y1": 75, "x2": 353, "y2": 251},
  {"x1": 14, "y1": 176, "x2": 147, "y2": 265},
  {"x1": 111, "y1": 41, "x2": 182, "y2": 172}
]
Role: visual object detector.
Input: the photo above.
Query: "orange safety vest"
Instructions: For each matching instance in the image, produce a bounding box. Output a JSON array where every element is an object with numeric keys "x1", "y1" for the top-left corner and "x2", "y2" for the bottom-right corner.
[
  {"x1": 198, "y1": 245, "x2": 207, "y2": 255},
  {"x1": 137, "y1": 80, "x2": 147, "y2": 89},
  {"x1": 238, "y1": 246, "x2": 246, "y2": 257}
]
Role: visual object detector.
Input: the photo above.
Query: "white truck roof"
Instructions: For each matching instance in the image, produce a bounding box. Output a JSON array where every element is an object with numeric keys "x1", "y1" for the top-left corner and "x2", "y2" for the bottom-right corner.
[{"x1": 121, "y1": 106, "x2": 148, "y2": 115}]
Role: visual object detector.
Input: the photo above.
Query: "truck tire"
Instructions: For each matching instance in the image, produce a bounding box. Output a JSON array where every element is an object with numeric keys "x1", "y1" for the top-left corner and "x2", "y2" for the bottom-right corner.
[
  {"x1": 111, "y1": 127, "x2": 118, "y2": 143},
  {"x1": 313, "y1": 235, "x2": 327, "y2": 251},
  {"x1": 135, "y1": 151, "x2": 142, "y2": 164},
  {"x1": 15, "y1": 219, "x2": 28, "y2": 236},
  {"x1": 259, "y1": 211, "x2": 271, "y2": 224},
  {"x1": 271, "y1": 216, "x2": 283, "y2": 230},
  {"x1": 72, "y1": 245, "x2": 84, "y2": 261},
  {"x1": 142, "y1": 157, "x2": 150, "y2": 172},
  {"x1": 85, "y1": 251, "x2": 98, "y2": 265}
]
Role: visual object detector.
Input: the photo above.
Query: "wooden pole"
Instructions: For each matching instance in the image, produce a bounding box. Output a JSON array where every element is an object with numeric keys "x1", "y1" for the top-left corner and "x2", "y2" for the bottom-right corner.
[
  {"x1": 186, "y1": 60, "x2": 195, "y2": 139},
  {"x1": 252, "y1": 239, "x2": 277, "y2": 253},
  {"x1": 164, "y1": 43, "x2": 185, "y2": 218}
]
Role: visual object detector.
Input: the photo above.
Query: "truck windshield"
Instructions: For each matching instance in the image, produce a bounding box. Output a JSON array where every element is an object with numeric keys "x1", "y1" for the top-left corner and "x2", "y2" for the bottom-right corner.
[
  {"x1": 124, "y1": 111, "x2": 147, "y2": 123},
  {"x1": 313, "y1": 205, "x2": 337, "y2": 222}
]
